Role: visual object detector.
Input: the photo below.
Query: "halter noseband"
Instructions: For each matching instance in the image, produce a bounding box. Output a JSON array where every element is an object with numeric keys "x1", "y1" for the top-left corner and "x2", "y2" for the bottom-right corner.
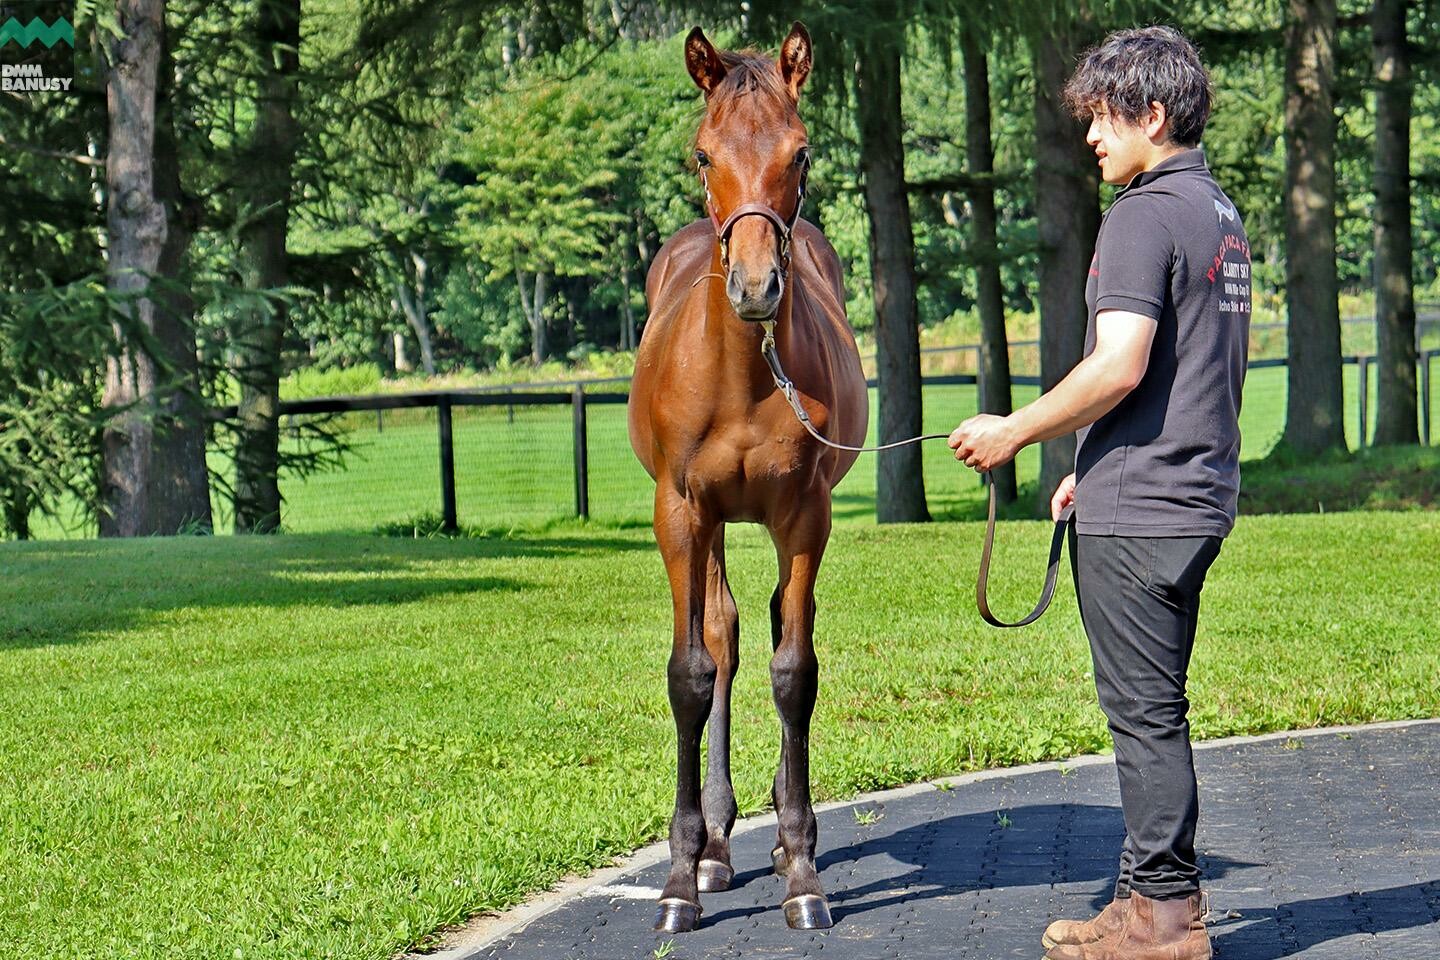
[{"x1": 701, "y1": 160, "x2": 810, "y2": 274}]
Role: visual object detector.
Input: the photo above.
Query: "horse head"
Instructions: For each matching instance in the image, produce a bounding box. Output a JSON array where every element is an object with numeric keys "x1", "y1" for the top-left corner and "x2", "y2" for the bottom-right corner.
[{"x1": 685, "y1": 23, "x2": 813, "y2": 321}]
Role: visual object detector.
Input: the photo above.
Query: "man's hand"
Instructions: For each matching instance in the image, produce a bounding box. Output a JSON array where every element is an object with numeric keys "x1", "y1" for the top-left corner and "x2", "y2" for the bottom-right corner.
[
  {"x1": 1050, "y1": 472, "x2": 1077, "y2": 521},
  {"x1": 948, "y1": 414, "x2": 1021, "y2": 473}
]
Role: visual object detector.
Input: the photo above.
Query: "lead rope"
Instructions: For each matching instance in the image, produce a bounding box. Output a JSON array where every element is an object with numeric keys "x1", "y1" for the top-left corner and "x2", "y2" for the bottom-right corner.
[{"x1": 758, "y1": 320, "x2": 1073, "y2": 628}]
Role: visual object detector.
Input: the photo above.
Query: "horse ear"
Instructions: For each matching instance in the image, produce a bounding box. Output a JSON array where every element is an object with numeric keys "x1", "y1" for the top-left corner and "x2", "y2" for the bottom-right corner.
[
  {"x1": 778, "y1": 21, "x2": 812, "y2": 100},
  {"x1": 685, "y1": 27, "x2": 726, "y2": 95}
]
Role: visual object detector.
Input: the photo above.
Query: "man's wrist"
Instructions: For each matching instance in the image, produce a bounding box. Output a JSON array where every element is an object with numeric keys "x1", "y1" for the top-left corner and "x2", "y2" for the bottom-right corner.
[{"x1": 1005, "y1": 408, "x2": 1040, "y2": 451}]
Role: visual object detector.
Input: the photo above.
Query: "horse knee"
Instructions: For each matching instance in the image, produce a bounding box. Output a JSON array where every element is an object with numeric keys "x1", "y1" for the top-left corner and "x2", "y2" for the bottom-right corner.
[
  {"x1": 770, "y1": 646, "x2": 818, "y2": 713},
  {"x1": 668, "y1": 647, "x2": 717, "y2": 723}
]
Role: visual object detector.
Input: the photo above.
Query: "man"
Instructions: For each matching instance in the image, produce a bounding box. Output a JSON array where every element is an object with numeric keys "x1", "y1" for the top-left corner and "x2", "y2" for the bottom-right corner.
[{"x1": 947, "y1": 26, "x2": 1251, "y2": 960}]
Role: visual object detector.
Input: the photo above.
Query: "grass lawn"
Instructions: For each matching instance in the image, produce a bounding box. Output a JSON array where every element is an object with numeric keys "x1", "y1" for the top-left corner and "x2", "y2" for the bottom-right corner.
[{"x1": 1, "y1": 513, "x2": 1437, "y2": 958}]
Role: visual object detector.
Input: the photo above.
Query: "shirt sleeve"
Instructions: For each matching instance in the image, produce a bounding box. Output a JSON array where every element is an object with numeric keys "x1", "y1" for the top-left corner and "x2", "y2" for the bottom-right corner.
[{"x1": 1093, "y1": 195, "x2": 1174, "y2": 320}]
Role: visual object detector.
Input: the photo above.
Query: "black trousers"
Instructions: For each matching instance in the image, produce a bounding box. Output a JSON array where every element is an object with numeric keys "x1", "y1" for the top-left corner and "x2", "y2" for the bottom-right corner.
[{"x1": 1069, "y1": 531, "x2": 1223, "y2": 900}]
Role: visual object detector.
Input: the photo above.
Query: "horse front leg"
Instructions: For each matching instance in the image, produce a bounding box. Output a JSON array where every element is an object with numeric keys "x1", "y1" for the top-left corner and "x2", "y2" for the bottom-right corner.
[
  {"x1": 652, "y1": 485, "x2": 717, "y2": 934},
  {"x1": 768, "y1": 495, "x2": 833, "y2": 930},
  {"x1": 698, "y1": 525, "x2": 740, "y2": 893}
]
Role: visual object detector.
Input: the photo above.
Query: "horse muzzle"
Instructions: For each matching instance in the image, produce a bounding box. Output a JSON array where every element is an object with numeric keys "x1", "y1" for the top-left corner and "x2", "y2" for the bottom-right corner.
[{"x1": 726, "y1": 264, "x2": 784, "y2": 320}]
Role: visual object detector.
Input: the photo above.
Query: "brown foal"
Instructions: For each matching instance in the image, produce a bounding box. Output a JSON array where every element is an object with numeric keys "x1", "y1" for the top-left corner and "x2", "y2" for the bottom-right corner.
[{"x1": 627, "y1": 23, "x2": 868, "y2": 934}]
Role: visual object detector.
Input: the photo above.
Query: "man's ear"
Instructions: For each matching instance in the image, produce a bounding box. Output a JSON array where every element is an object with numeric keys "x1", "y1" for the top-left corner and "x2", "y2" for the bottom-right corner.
[
  {"x1": 1145, "y1": 100, "x2": 1169, "y2": 142},
  {"x1": 686, "y1": 27, "x2": 726, "y2": 95},
  {"x1": 778, "y1": 21, "x2": 812, "y2": 100}
]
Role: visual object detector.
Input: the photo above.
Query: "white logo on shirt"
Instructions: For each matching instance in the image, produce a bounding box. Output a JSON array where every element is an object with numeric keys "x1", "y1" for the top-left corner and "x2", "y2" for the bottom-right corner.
[{"x1": 1214, "y1": 199, "x2": 1237, "y2": 224}]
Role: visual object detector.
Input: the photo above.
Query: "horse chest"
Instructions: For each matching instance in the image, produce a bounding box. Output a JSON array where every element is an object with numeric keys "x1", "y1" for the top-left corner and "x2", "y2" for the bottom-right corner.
[{"x1": 664, "y1": 420, "x2": 814, "y2": 504}]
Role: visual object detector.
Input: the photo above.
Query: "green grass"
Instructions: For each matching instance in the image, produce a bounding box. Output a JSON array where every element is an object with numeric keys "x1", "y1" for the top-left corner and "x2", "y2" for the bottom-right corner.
[{"x1": 0, "y1": 513, "x2": 1437, "y2": 957}]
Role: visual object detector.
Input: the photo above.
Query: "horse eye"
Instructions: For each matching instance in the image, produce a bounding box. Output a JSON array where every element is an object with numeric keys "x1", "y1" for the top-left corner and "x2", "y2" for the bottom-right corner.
[
  {"x1": 694, "y1": 150, "x2": 711, "y2": 168},
  {"x1": 794, "y1": 147, "x2": 810, "y2": 167}
]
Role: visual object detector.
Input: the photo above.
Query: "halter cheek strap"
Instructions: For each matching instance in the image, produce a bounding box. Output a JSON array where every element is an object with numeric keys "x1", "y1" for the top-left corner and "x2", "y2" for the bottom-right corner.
[{"x1": 701, "y1": 162, "x2": 809, "y2": 273}]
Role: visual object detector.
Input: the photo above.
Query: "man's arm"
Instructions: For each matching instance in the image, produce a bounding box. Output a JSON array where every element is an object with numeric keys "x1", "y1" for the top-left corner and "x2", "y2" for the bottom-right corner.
[{"x1": 947, "y1": 310, "x2": 1156, "y2": 471}]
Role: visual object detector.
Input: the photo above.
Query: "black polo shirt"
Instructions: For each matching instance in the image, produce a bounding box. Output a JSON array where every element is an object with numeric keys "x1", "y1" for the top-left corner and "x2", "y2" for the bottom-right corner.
[{"x1": 1075, "y1": 148, "x2": 1252, "y2": 538}]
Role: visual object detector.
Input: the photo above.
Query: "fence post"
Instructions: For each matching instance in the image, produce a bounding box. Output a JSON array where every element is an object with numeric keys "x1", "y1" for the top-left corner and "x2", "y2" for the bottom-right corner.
[
  {"x1": 1357, "y1": 356, "x2": 1369, "y2": 449},
  {"x1": 437, "y1": 396, "x2": 458, "y2": 532},
  {"x1": 1422, "y1": 351, "x2": 1433, "y2": 447},
  {"x1": 974, "y1": 345, "x2": 985, "y2": 409},
  {"x1": 572, "y1": 385, "x2": 589, "y2": 519}
]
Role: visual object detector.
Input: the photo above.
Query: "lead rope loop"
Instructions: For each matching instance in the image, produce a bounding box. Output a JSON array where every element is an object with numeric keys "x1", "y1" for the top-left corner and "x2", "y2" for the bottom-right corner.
[{"x1": 758, "y1": 327, "x2": 1072, "y2": 627}]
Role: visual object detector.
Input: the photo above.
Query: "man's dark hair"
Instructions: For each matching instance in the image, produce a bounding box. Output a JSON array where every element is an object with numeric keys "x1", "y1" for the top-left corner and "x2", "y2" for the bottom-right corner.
[{"x1": 1064, "y1": 26, "x2": 1213, "y2": 147}]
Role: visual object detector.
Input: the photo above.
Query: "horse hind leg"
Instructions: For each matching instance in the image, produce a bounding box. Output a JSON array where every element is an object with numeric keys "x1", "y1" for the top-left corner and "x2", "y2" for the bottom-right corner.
[{"x1": 698, "y1": 525, "x2": 739, "y2": 893}]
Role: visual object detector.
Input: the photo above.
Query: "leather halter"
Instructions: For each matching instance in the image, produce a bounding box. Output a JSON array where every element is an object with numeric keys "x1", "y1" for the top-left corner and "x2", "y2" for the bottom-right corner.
[{"x1": 701, "y1": 159, "x2": 810, "y2": 274}]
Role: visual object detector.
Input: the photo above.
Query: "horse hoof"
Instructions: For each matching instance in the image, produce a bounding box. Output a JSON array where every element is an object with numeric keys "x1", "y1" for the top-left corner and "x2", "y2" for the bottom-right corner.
[
  {"x1": 771, "y1": 845, "x2": 789, "y2": 877},
  {"x1": 653, "y1": 898, "x2": 702, "y2": 933},
  {"x1": 697, "y1": 859, "x2": 733, "y2": 892},
  {"x1": 783, "y1": 894, "x2": 833, "y2": 930}
]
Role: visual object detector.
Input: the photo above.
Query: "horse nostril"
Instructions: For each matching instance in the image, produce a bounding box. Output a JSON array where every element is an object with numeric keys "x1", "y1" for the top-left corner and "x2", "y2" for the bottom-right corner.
[
  {"x1": 726, "y1": 269, "x2": 744, "y2": 304},
  {"x1": 764, "y1": 269, "x2": 782, "y2": 302}
]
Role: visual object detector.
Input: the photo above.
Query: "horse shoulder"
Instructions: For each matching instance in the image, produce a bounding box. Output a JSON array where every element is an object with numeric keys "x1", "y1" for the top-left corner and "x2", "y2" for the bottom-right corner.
[
  {"x1": 793, "y1": 222, "x2": 859, "y2": 357},
  {"x1": 631, "y1": 221, "x2": 714, "y2": 479},
  {"x1": 645, "y1": 220, "x2": 715, "y2": 306},
  {"x1": 794, "y1": 220, "x2": 846, "y2": 306}
]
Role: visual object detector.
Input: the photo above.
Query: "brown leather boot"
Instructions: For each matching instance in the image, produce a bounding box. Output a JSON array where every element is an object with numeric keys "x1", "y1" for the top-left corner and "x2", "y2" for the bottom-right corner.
[
  {"x1": 1041, "y1": 895, "x2": 1129, "y2": 949},
  {"x1": 1043, "y1": 890, "x2": 1210, "y2": 960}
]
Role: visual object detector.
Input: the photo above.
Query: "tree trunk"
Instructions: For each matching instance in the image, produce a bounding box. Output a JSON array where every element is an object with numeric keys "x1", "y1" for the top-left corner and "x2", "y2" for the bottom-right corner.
[
  {"x1": 5, "y1": 487, "x2": 31, "y2": 541},
  {"x1": 392, "y1": 328, "x2": 412, "y2": 372},
  {"x1": 1282, "y1": 0, "x2": 1345, "y2": 455},
  {"x1": 1032, "y1": 22, "x2": 1101, "y2": 516},
  {"x1": 233, "y1": 0, "x2": 300, "y2": 534},
  {"x1": 395, "y1": 251, "x2": 436, "y2": 375},
  {"x1": 961, "y1": 33, "x2": 1016, "y2": 505},
  {"x1": 1372, "y1": 0, "x2": 1418, "y2": 445},
  {"x1": 855, "y1": 28, "x2": 929, "y2": 523},
  {"x1": 100, "y1": 0, "x2": 212, "y2": 537},
  {"x1": 525, "y1": 268, "x2": 548, "y2": 365},
  {"x1": 150, "y1": 29, "x2": 212, "y2": 533}
]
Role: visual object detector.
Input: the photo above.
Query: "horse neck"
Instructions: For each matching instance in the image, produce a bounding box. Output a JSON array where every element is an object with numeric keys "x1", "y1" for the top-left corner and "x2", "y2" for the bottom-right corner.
[{"x1": 699, "y1": 245, "x2": 798, "y2": 392}]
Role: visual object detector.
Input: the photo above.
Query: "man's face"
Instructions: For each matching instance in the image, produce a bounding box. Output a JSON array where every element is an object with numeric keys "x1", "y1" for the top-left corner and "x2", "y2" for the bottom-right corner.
[{"x1": 1085, "y1": 105, "x2": 1154, "y2": 186}]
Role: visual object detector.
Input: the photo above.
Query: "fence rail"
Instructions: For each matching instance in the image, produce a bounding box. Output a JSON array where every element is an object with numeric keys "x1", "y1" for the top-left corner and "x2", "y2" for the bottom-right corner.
[{"x1": 214, "y1": 349, "x2": 1439, "y2": 533}]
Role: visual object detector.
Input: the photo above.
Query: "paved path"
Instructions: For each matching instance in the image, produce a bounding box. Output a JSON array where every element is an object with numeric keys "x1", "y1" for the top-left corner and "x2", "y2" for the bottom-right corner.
[{"x1": 443, "y1": 721, "x2": 1440, "y2": 960}]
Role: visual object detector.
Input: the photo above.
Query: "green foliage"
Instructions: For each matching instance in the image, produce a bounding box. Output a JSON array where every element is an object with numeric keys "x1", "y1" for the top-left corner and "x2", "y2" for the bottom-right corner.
[
  {"x1": 0, "y1": 279, "x2": 122, "y2": 539},
  {"x1": 451, "y1": 79, "x2": 627, "y2": 279}
]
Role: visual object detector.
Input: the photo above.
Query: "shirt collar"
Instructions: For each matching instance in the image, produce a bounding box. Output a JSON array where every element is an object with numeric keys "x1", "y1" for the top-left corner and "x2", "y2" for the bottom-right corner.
[{"x1": 1120, "y1": 147, "x2": 1208, "y2": 193}]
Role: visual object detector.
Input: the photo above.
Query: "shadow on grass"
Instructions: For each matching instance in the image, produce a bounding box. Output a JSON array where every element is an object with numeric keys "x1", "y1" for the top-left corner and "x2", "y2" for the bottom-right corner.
[
  {"x1": 0, "y1": 536, "x2": 581, "y2": 650},
  {"x1": 1239, "y1": 446, "x2": 1440, "y2": 515}
]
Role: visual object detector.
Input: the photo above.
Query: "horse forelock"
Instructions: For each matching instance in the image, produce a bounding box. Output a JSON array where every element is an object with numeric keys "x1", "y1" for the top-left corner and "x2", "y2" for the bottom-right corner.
[{"x1": 705, "y1": 49, "x2": 795, "y2": 122}]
